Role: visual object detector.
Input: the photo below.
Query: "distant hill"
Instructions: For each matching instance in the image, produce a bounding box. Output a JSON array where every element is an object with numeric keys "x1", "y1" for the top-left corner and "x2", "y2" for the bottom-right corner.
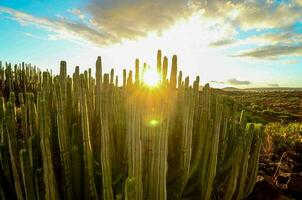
[
  {"x1": 221, "y1": 87, "x2": 302, "y2": 92},
  {"x1": 221, "y1": 87, "x2": 241, "y2": 91}
]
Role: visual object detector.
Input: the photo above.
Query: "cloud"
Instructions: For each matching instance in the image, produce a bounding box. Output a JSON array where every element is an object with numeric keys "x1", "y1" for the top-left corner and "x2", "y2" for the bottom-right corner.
[
  {"x1": 1, "y1": 0, "x2": 302, "y2": 48},
  {"x1": 247, "y1": 32, "x2": 302, "y2": 45},
  {"x1": 67, "y1": 8, "x2": 85, "y2": 20},
  {"x1": 86, "y1": 0, "x2": 302, "y2": 43},
  {"x1": 268, "y1": 83, "x2": 279, "y2": 87},
  {"x1": 282, "y1": 59, "x2": 300, "y2": 65},
  {"x1": 0, "y1": 6, "x2": 117, "y2": 45},
  {"x1": 208, "y1": 39, "x2": 235, "y2": 47},
  {"x1": 232, "y1": 44, "x2": 302, "y2": 59},
  {"x1": 227, "y1": 78, "x2": 250, "y2": 85},
  {"x1": 295, "y1": 0, "x2": 302, "y2": 6},
  {"x1": 0, "y1": 1, "x2": 201, "y2": 45},
  {"x1": 211, "y1": 80, "x2": 225, "y2": 84},
  {"x1": 24, "y1": 32, "x2": 33, "y2": 37},
  {"x1": 86, "y1": 0, "x2": 199, "y2": 40},
  {"x1": 202, "y1": 0, "x2": 302, "y2": 30}
]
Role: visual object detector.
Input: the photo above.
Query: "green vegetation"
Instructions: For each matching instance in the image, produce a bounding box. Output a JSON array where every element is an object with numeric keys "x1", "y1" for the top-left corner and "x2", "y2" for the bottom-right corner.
[
  {"x1": 263, "y1": 122, "x2": 302, "y2": 160},
  {"x1": 219, "y1": 90, "x2": 302, "y2": 123},
  {"x1": 0, "y1": 51, "x2": 264, "y2": 200}
]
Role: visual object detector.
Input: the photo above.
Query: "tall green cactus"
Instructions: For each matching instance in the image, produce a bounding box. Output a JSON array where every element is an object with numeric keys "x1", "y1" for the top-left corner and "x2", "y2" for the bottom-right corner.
[
  {"x1": 6, "y1": 93, "x2": 23, "y2": 200},
  {"x1": 0, "y1": 50, "x2": 264, "y2": 200},
  {"x1": 37, "y1": 92, "x2": 59, "y2": 200},
  {"x1": 125, "y1": 91, "x2": 143, "y2": 200},
  {"x1": 79, "y1": 75, "x2": 99, "y2": 200},
  {"x1": 162, "y1": 56, "x2": 168, "y2": 84},
  {"x1": 99, "y1": 74, "x2": 114, "y2": 200},
  {"x1": 54, "y1": 80, "x2": 72, "y2": 200},
  {"x1": 135, "y1": 59, "x2": 140, "y2": 86},
  {"x1": 19, "y1": 148, "x2": 35, "y2": 200},
  {"x1": 170, "y1": 55, "x2": 177, "y2": 88},
  {"x1": 157, "y1": 50, "x2": 162, "y2": 74}
]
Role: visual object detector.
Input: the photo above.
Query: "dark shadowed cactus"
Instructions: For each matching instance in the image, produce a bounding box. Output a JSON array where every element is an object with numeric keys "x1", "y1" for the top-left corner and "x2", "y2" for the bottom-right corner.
[
  {"x1": 123, "y1": 69, "x2": 127, "y2": 87},
  {"x1": 0, "y1": 97, "x2": 5, "y2": 145},
  {"x1": 19, "y1": 148, "x2": 35, "y2": 200},
  {"x1": 127, "y1": 70, "x2": 133, "y2": 87},
  {"x1": 170, "y1": 55, "x2": 177, "y2": 88},
  {"x1": 162, "y1": 56, "x2": 168, "y2": 83},
  {"x1": 95, "y1": 56, "x2": 103, "y2": 164},
  {"x1": 115, "y1": 75, "x2": 118, "y2": 87},
  {"x1": 157, "y1": 50, "x2": 162, "y2": 73},
  {"x1": 243, "y1": 125, "x2": 264, "y2": 198},
  {"x1": 6, "y1": 94, "x2": 23, "y2": 200},
  {"x1": 79, "y1": 75, "x2": 99, "y2": 200},
  {"x1": 60, "y1": 61, "x2": 67, "y2": 79},
  {"x1": 235, "y1": 124, "x2": 254, "y2": 200},
  {"x1": 54, "y1": 80, "x2": 72, "y2": 200},
  {"x1": 0, "y1": 97, "x2": 15, "y2": 197},
  {"x1": 27, "y1": 135, "x2": 39, "y2": 180},
  {"x1": 178, "y1": 71, "x2": 183, "y2": 89},
  {"x1": 37, "y1": 92, "x2": 59, "y2": 200},
  {"x1": 35, "y1": 168, "x2": 44, "y2": 200},
  {"x1": 71, "y1": 144, "x2": 83, "y2": 199},
  {"x1": 110, "y1": 69, "x2": 114, "y2": 85},
  {"x1": 100, "y1": 74, "x2": 114, "y2": 200},
  {"x1": 96, "y1": 56, "x2": 102, "y2": 84},
  {"x1": 135, "y1": 59, "x2": 140, "y2": 86}
]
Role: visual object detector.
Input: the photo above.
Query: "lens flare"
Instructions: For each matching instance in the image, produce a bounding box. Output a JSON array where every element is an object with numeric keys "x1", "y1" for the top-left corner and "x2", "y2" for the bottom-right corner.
[
  {"x1": 148, "y1": 119, "x2": 160, "y2": 127},
  {"x1": 142, "y1": 68, "x2": 161, "y2": 88}
]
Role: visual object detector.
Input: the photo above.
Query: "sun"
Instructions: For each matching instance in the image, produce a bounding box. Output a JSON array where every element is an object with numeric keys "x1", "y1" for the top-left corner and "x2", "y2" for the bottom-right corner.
[{"x1": 142, "y1": 68, "x2": 161, "y2": 88}]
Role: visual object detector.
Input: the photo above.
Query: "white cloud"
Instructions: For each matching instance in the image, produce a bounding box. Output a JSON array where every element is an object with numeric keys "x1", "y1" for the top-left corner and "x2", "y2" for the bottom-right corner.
[
  {"x1": 0, "y1": 6, "x2": 116, "y2": 45},
  {"x1": 232, "y1": 44, "x2": 302, "y2": 59},
  {"x1": 201, "y1": 0, "x2": 302, "y2": 30},
  {"x1": 67, "y1": 8, "x2": 85, "y2": 20},
  {"x1": 1, "y1": 0, "x2": 302, "y2": 51},
  {"x1": 86, "y1": 0, "x2": 200, "y2": 40},
  {"x1": 282, "y1": 59, "x2": 300, "y2": 65}
]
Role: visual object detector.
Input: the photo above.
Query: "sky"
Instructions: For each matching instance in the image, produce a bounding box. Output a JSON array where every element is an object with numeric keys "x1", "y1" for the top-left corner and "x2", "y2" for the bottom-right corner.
[{"x1": 0, "y1": 0, "x2": 302, "y2": 88}]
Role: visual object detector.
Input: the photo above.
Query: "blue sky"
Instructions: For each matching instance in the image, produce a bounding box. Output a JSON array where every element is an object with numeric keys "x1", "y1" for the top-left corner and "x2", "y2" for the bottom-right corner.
[{"x1": 0, "y1": 0, "x2": 302, "y2": 88}]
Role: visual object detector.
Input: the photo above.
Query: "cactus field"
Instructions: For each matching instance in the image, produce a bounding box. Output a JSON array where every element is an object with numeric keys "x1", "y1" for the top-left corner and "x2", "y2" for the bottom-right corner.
[{"x1": 0, "y1": 50, "x2": 264, "y2": 200}]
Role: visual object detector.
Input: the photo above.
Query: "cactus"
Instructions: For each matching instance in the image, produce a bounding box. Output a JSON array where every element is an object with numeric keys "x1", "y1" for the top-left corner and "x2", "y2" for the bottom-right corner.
[
  {"x1": 0, "y1": 50, "x2": 264, "y2": 200},
  {"x1": 162, "y1": 56, "x2": 168, "y2": 84},
  {"x1": 19, "y1": 148, "x2": 35, "y2": 200},
  {"x1": 37, "y1": 92, "x2": 59, "y2": 200},
  {"x1": 170, "y1": 55, "x2": 177, "y2": 88},
  {"x1": 60, "y1": 61, "x2": 67, "y2": 79},
  {"x1": 171, "y1": 87, "x2": 195, "y2": 199},
  {"x1": 123, "y1": 69, "x2": 127, "y2": 87},
  {"x1": 34, "y1": 168, "x2": 44, "y2": 200},
  {"x1": 6, "y1": 94, "x2": 23, "y2": 200},
  {"x1": 54, "y1": 80, "x2": 72, "y2": 200},
  {"x1": 135, "y1": 59, "x2": 140, "y2": 86},
  {"x1": 157, "y1": 50, "x2": 162, "y2": 73},
  {"x1": 100, "y1": 74, "x2": 114, "y2": 200},
  {"x1": 79, "y1": 75, "x2": 99, "y2": 200},
  {"x1": 125, "y1": 96, "x2": 143, "y2": 200}
]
